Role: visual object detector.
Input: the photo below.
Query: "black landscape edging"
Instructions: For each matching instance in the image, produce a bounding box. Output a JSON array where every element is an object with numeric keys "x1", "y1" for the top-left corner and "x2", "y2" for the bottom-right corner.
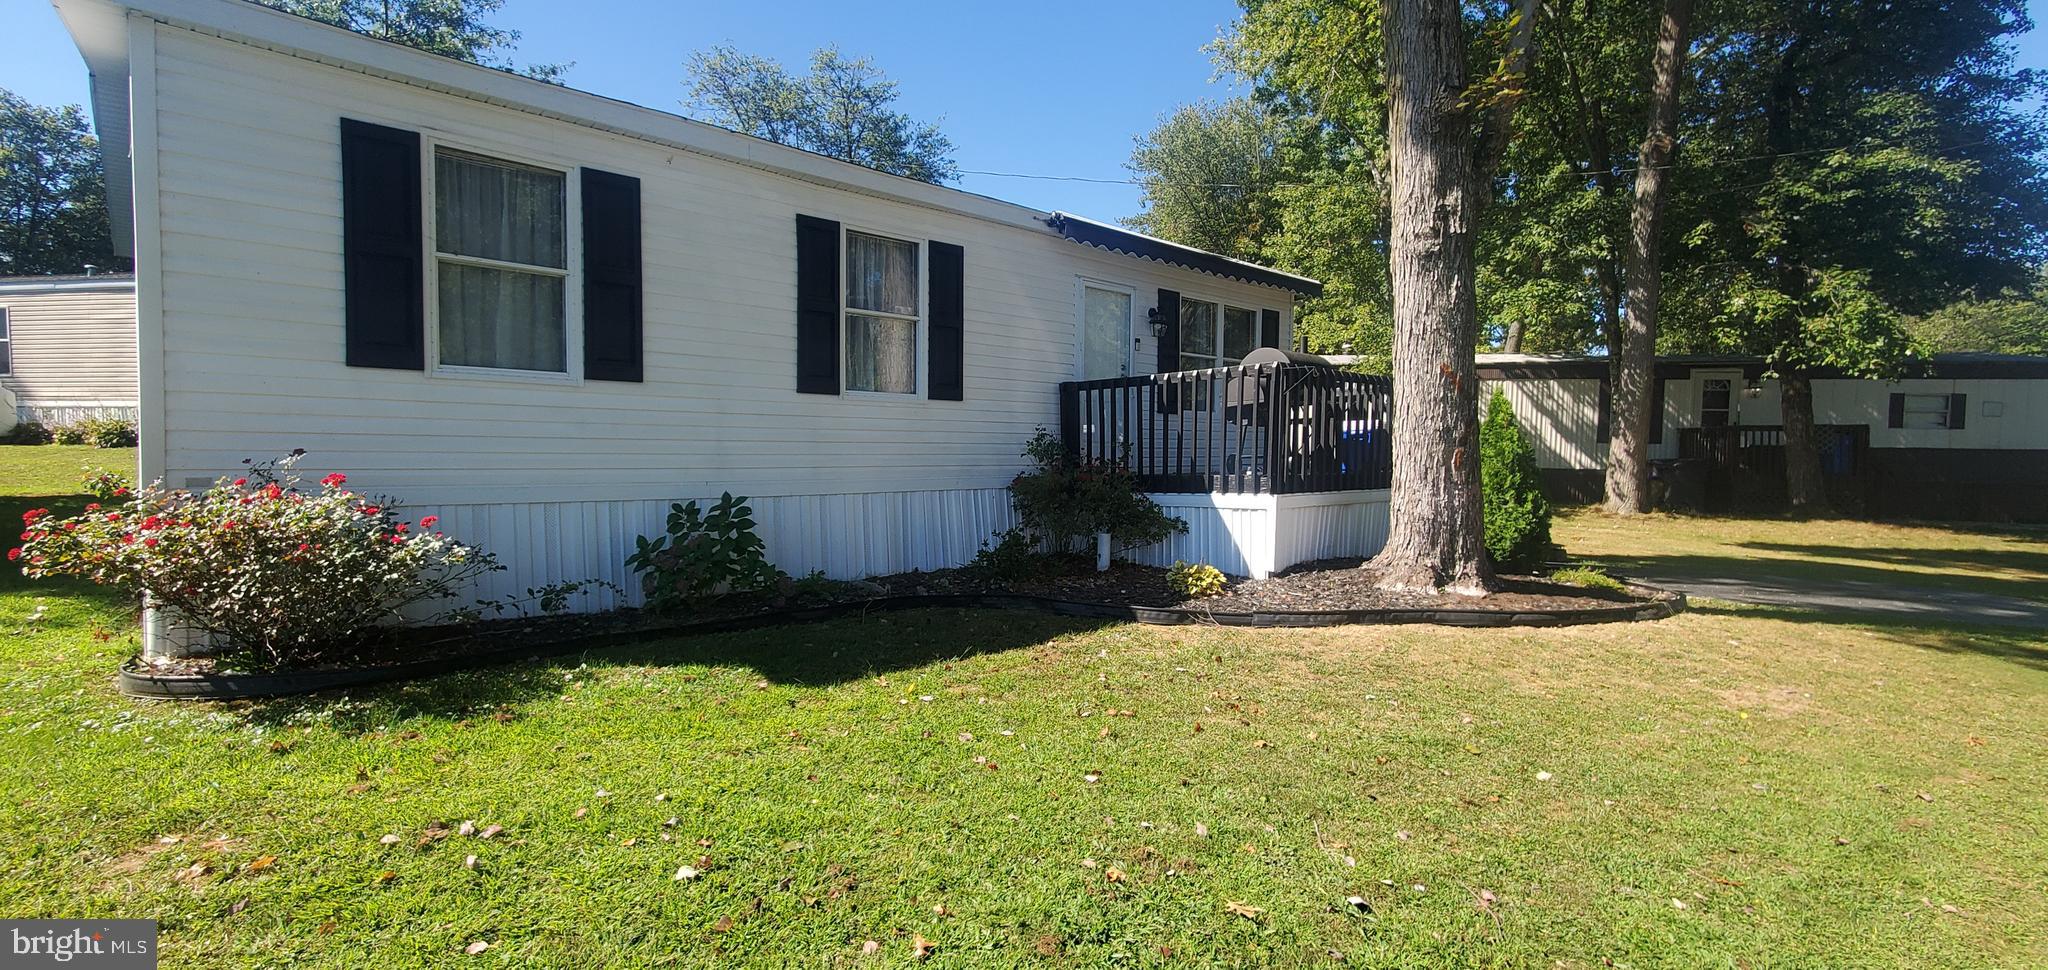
[{"x1": 115, "y1": 586, "x2": 1685, "y2": 701}]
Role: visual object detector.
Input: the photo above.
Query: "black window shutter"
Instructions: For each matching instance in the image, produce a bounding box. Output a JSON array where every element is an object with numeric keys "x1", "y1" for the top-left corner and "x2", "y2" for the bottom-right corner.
[
  {"x1": 1155, "y1": 289, "x2": 1181, "y2": 372},
  {"x1": 1260, "y1": 308, "x2": 1282, "y2": 349},
  {"x1": 1154, "y1": 288, "x2": 1181, "y2": 412},
  {"x1": 928, "y1": 241, "x2": 964, "y2": 401},
  {"x1": 581, "y1": 168, "x2": 642, "y2": 382},
  {"x1": 1948, "y1": 392, "x2": 1967, "y2": 430},
  {"x1": 1649, "y1": 377, "x2": 1667, "y2": 445},
  {"x1": 1888, "y1": 393, "x2": 1905, "y2": 428},
  {"x1": 1596, "y1": 378, "x2": 1612, "y2": 443},
  {"x1": 795, "y1": 214, "x2": 840, "y2": 394},
  {"x1": 340, "y1": 118, "x2": 423, "y2": 369}
]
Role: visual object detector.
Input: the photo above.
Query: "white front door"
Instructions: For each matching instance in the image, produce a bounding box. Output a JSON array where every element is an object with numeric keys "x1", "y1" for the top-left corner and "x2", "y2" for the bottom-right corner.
[
  {"x1": 1695, "y1": 369, "x2": 1743, "y2": 427},
  {"x1": 1079, "y1": 282, "x2": 1133, "y2": 381}
]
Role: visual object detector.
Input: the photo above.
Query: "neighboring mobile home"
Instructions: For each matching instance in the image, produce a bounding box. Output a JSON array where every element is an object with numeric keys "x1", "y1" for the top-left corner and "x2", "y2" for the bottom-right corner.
[
  {"x1": 1477, "y1": 352, "x2": 2048, "y2": 521},
  {"x1": 56, "y1": 0, "x2": 1393, "y2": 652},
  {"x1": 0, "y1": 273, "x2": 138, "y2": 425}
]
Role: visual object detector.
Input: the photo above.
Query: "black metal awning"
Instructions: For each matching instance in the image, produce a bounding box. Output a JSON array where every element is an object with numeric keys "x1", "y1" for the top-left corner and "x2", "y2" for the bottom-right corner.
[{"x1": 1045, "y1": 212, "x2": 1323, "y2": 298}]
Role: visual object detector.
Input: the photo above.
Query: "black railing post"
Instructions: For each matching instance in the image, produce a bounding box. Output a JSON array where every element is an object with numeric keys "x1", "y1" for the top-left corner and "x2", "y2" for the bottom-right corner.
[{"x1": 1058, "y1": 381, "x2": 1080, "y2": 464}]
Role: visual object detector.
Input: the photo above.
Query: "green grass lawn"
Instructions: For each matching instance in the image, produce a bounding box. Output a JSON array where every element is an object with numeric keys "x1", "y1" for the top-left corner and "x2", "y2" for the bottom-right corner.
[
  {"x1": 0, "y1": 444, "x2": 137, "y2": 497},
  {"x1": 2, "y1": 475, "x2": 2044, "y2": 967}
]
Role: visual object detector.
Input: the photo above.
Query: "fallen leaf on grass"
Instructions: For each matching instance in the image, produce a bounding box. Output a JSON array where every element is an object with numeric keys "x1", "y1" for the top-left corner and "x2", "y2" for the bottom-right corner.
[
  {"x1": 376, "y1": 870, "x2": 398, "y2": 884},
  {"x1": 457, "y1": 820, "x2": 477, "y2": 837},
  {"x1": 1194, "y1": 823, "x2": 1209, "y2": 838},
  {"x1": 1105, "y1": 867, "x2": 1127, "y2": 883},
  {"x1": 245, "y1": 855, "x2": 276, "y2": 872},
  {"x1": 465, "y1": 941, "x2": 489, "y2": 955},
  {"x1": 378, "y1": 834, "x2": 402, "y2": 845},
  {"x1": 674, "y1": 865, "x2": 700, "y2": 881},
  {"x1": 1225, "y1": 901, "x2": 1264, "y2": 921},
  {"x1": 911, "y1": 934, "x2": 937, "y2": 960},
  {"x1": 860, "y1": 940, "x2": 881, "y2": 956},
  {"x1": 711, "y1": 916, "x2": 734, "y2": 933},
  {"x1": 477, "y1": 824, "x2": 503, "y2": 839},
  {"x1": 464, "y1": 854, "x2": 478, "y2": 870}
]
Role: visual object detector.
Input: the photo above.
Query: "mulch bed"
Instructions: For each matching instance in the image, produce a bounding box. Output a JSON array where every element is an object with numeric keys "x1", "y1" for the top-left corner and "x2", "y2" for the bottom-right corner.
[{"x1": 126, "y1": 558, "x2": 1662, "y2": 684}]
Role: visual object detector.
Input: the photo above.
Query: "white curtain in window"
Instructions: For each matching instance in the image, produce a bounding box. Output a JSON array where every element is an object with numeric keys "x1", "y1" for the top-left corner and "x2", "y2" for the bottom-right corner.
[
  {"x1": 438, "y1": 264, "x2": 566, "y2": 372},
  {"x1": 435, "y1": 152, "x2": 565, "y2": 267},
  {"x1": 846, "y1": 233, "x2": 918, "y2": 315},
  {"x1": 846, "y1": 315, "x2": 916, "y2": 393},
  {"x1": 1082, "y1": 286, "x2": 1132, "y2": 380}
]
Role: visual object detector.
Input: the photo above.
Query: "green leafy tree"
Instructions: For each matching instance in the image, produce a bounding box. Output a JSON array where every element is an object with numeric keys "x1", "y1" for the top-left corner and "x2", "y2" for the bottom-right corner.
[
  {"x1": 1906, "y1": 268, "x2": 2048, "y2": 355},
  {"x1": 0, "y1": 90, "x2": 123, "y2": 276},
  {"x1": 684, "y1": 45, "x2": 958, "y2": 184},
  {"x1": 1125, "y1": 99, "x2": 1282, "y2": 258},
  {"x1": 256, "y1": 0, "x2": 568, "y2": 80},
  {"x1": 1660, "y1": 0, "x2": 2048, "y2": 510}
]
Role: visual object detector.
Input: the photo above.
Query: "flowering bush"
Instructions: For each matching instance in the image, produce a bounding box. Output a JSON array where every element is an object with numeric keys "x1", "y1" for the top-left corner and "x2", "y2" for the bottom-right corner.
[
  {"x1": 11, "y1": 454, "x2": 502, "y2": 669},
  {"x1": 79, "y1": 467, "x2": 132, "y2": 501},
  {"x1": 1007, "y1": 428, "x2": 1185, "y2": 556}
]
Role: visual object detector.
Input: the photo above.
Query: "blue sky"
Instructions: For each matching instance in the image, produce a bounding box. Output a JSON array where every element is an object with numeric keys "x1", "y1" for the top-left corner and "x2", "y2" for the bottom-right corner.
[{"x1": 6, "y1": 0, "x2": 2048, "y2": 224}]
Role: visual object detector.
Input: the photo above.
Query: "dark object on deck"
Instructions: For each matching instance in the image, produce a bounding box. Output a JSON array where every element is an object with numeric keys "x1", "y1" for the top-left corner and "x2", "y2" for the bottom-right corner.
[
  {"x1": 1059, "y1": 360, "x2": 1393, "y2": 494},
  {"x1": 1678, "y1": 424, "x2": 1870, "y2": 513}
]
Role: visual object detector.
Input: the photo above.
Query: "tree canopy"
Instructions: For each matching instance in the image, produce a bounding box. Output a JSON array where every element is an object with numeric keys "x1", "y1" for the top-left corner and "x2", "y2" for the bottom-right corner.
[
  {"x1": 256, "y1": 0, "x2": 567, "y2": 80},
  {"x1": 0, "y1": 89, "x2": 123, "y2": 277},
  {"x1": 683, "y1": 46, "x2": 959, "y2": 184}
]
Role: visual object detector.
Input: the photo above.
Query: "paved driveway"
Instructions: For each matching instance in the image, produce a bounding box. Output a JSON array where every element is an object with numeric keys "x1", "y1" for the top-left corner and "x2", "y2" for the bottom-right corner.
[{"x1": 1638, "y1": 571, "x2": 2048, "y2": 630}]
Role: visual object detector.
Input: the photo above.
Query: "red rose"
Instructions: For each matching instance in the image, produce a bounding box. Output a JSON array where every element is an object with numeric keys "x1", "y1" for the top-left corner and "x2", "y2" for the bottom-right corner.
[
  {"x1": 143, "y1": 537, "x2": 159, "y2": 548},
  {"x1": 84, "y1": 503, "x2": 100, "y2": 512},
  {"x1": 394, "y1": 522, "x2": 409, "y2": 533},
  {"x1": 419, "y1": 515, "x2": 439, "y2": 529},
  {"x1": 142, "y1": 516, "x2": 164, "y2": 531},
  {"x1": 112, "y1": 488, "x2": 128, "y2": 497},
  {"x1": 361, "y1": 506, "x2": 382, "y2": 517},
  {"x1": 6, "y1": 548, "x2": 20, "y2": 562},
  {"x1": 390, "y1": 535, "x2": 405, "y2": 545},
  {"x1": 233, "y1": 478, "x2": 248, "y2": 487},
  {"x1": 321, "y1": 473, "x2": 347, "y2": 488},
  {"x1": 263, "y1": 483, "x2": 284, "y2": 500},
  {"x1": 297, "y1": 543, "x2": 312, "y2": 552},
  {"x1": 105, "y1": 513, "x2": 121, "y2": 522}
]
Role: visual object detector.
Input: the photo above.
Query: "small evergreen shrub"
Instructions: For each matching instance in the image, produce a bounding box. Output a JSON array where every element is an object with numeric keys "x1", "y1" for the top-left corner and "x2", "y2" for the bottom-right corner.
[
  {"x1": 625, "y1": 493, "x2": 785, "y2": 611},
  {"x1": 1166, "y1": 561, "x2": 1227, "y2": 599},
  {"x1": 1479, "y1": 389, "x2": 1553, "y2": 573},
  {"x1": 49, "y1": 423, "x2": 88, "y2": 445}
]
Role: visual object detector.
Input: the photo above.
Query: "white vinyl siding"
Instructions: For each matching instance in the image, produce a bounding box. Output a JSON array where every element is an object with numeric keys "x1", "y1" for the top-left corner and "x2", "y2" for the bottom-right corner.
[
  {"x1": 0, "y1": 284, "x2": 138, "y2": 413},
  {"x1": 139, "y1": 23, "x2": 1297, "y2": 508}
]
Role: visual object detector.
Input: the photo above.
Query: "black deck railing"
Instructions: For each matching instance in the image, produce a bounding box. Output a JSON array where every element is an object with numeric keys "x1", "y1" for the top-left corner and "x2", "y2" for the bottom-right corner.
[{"x1": 1058, "y1": 362, "x2": 1393, "y2": 494}]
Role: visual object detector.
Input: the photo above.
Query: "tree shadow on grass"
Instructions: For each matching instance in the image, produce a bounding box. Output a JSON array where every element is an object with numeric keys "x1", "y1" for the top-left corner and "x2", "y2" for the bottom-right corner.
[
  {"x1": 235, "y1": 607, "x2": 1118, "y2": 729},
  {"x1": 1736, "y1": 542, "x2": 2048, "y2": 581},
  {"x1": 1686, "y1": 602, "x2": 2048, "y2": 672},
  {"x1": 1586, "y1": 549, "x2": 2048, "y2": 608}
]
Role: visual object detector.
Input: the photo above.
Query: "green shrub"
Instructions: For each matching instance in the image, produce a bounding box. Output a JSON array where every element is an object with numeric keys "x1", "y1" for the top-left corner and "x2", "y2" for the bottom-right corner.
[
  {"x1": 966, "y1": 526, "x2": 1047, "y2": 583},
  {"x1": 1007, "y1": 428, "x2": 1186, "y2": 557},
  {"x1": 1549, "y1": 565, "x2": 1626, "y2": 593},
  {"x1": 1166, "y1": 561, "x2": 1228, "y2": 599},
  {"x1": 79, "y1": 416, "x2": 138, "y2": 448},
  {"x1": 1479, "y1": 389, "x2": 1553, "y2": 572},
  {"x1": 79, "y1": 467, "x2": 132, "y2": 501},
  {"x1": 624, "y1": 493, "x2": 784, "y2": 611},
  {"x1": 49, "y1": 423, "x2": 88, "y2": 445},
  {"x1": 1, "y1": 422, "x2": 52, "y2": 445}
]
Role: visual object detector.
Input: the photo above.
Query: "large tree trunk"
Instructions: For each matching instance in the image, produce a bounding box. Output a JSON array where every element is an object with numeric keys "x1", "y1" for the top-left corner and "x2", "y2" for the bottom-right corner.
[
  {"x1": 1366, "y1": 0, "x2": 1498, "y2": 595},
  {"x1": 1780, "y1": 372, "x2": 1829, "y2": 513},
  {"x1": 1604, "y1": 0, "x2": 1694, "y2": 515}
]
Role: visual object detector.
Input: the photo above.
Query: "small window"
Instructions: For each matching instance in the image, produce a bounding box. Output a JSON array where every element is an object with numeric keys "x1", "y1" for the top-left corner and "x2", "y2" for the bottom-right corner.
[
  {"x1": 1901, "y1": 393, "x2": 1952, "y2": 429},
  {"x1": 1178, "y1": 299, "x2": 1261, "y2": 371},
  {"x1": 1222, "y1": 306, "x2": 1256, "y2": 364},
  {"x1": 844, "y1": 231, "x2": 920, "y2": 394},
  {"x1": 0, "y1": 307, "x2": 11, "y2": 376},
  {"x1": 433, "y1": 149, "x2": 568, "y2": 373},
  {"x1": 1700, "y1": 378, "x2": 1733, "y2": 428}
]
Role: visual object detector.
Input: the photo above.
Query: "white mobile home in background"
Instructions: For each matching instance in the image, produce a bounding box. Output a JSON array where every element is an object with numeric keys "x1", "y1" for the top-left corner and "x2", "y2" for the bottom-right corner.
[
  {"x1": 55, "y1": 0, "x2": 1394, "y2": 653},
  {"x1": 1476, "y1": 352, "x2": 2048, "y2": 520},
  {"x1": 0, "y1": 273, "x2": 138, "y2": 426}
]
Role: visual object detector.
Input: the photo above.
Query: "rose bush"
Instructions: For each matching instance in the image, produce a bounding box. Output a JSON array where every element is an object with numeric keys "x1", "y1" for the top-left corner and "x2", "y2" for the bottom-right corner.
[{"x1": 11, "y1": 454, "x2": 501, "y2": 669}]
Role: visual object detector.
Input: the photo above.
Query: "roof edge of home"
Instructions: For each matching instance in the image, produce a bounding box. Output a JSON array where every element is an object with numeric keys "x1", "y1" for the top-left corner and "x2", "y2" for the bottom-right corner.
[{"x1": 52, "y1": 0, "x2": 1312, "y2": 294}]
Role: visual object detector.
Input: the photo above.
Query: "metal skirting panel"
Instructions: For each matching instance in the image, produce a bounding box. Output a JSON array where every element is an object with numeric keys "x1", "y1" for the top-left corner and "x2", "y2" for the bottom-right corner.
[
  {"x1": 1273, "y1": 491, "x2": 1392, "y2": 571},
  {"x1": 407, "y1": 488, "x2": 1020, "y2": 613},
  {"x1": 1124, "y1": 495, "x2": 1276, "y2": 578}
]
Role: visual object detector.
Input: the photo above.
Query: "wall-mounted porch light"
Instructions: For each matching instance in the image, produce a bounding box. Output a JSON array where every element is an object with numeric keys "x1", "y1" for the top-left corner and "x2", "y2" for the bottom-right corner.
[
  {"x1": 1743, "y1": 380, "x2": 1765, "y2": 398},
  {"x1": 1147, "y1": 307, "x2": 1168, "y2": 339}
]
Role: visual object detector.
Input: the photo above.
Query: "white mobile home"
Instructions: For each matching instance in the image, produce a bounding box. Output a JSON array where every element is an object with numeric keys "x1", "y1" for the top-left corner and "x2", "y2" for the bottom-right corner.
[
  {"x1": 55, "y1": 0, "x2": 1393, "y2": 651},
  {"x1": 1478, "y1": 352, "x2": 2048, "y2": 520},
  {"x1": 0, "y1": 273, "x2": 138, "y2": 425}
]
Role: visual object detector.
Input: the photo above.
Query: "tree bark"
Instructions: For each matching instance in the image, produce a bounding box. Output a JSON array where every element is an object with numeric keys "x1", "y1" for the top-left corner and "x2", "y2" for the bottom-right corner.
[
  {"x1": 1779, "y1": 372, "x2": 1829, "y2": 513},
  {"x1": 1604, "y1": 0, "x2": 1694, "y2": 515},
  {"x1": 1366, "y1": 0, "x2": 1499, "y2": 595},
  {"x1": 1502, "y1": 317, "x2": 1526, "y2": 353}
]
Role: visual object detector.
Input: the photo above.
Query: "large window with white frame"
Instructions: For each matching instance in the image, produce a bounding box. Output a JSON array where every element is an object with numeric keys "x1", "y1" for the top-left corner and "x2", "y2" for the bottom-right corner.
[
  {"x1": 432, "y1": 148, "x2": 570, "y2": 375},
  {"x1": 844, "y1": 230, "x2": 921, "y2": 394},
  {"x1": 0, "y1": 307, "x2": 11, "y2": 376},
  {"x1": 1900, "y1": 393, "x2": 1956, "y2": 429},
  {"x1": 1178, "y1": 297, "x2": 1258, "y2": 371}
]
